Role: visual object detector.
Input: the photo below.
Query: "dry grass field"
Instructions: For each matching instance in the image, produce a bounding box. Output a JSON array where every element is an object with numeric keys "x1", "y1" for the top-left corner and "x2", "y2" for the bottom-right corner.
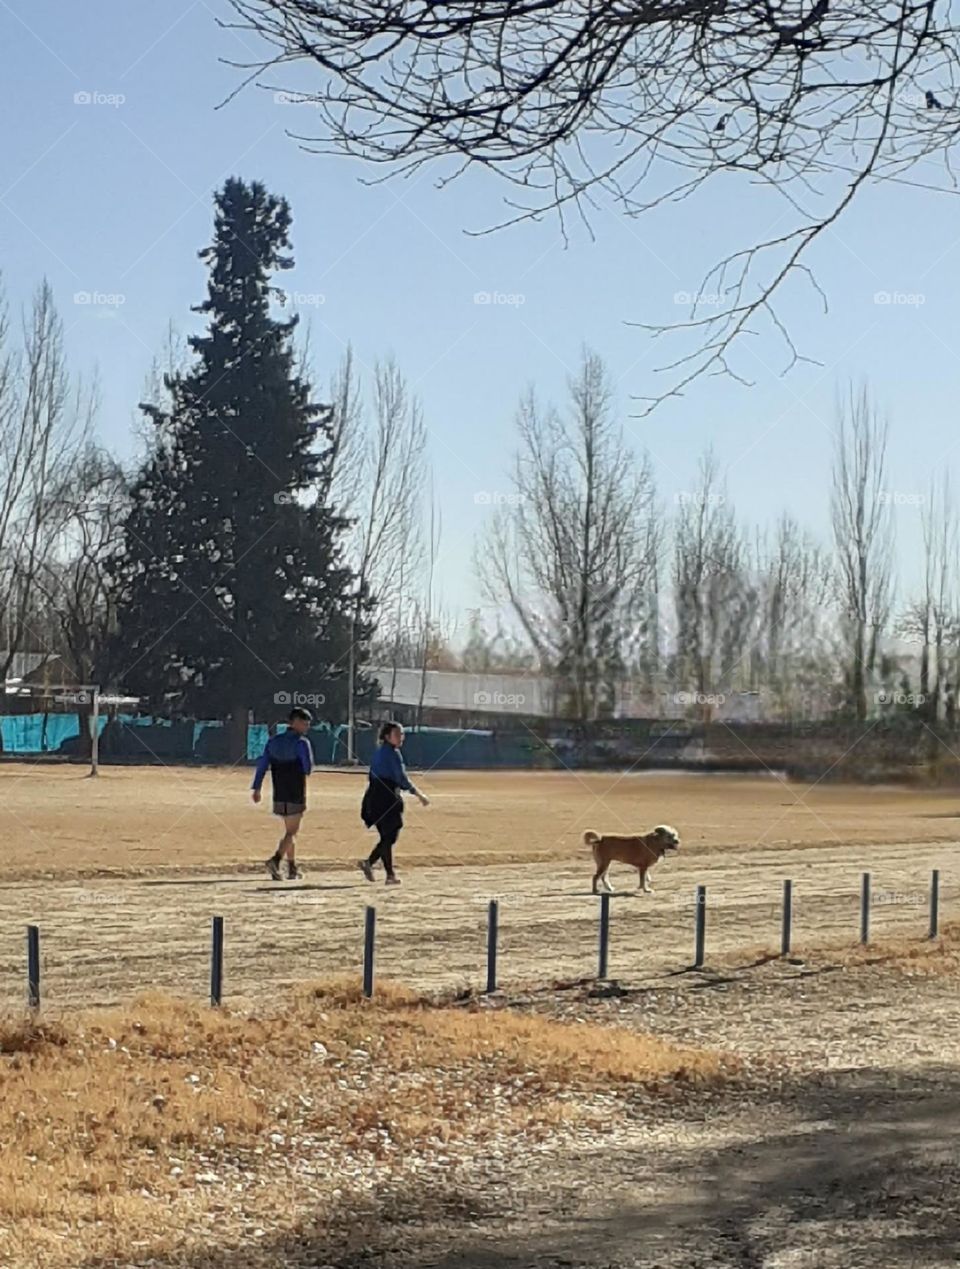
[
  {"x1": 4, "y1": 763, "x2": 960, "y2": 1268},
  {"x1": 0, "y1": 763, "x2": 958, "y2": 1009}
]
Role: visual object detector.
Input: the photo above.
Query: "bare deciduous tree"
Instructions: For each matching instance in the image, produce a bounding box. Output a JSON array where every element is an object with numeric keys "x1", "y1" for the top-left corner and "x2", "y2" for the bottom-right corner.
[
  {"x1": 479, "y1": 350, "x2": 657, "y2": 719},
  {"x1": 224, "y1": 2, "x2": 960, "y2": 402},
  {"x1": 327, "y1": 352, "x2": 427, "y2": 756},
  {"x1": 37, "y1": 446, "x2": 129, "y2": 687},
  {"x1": 831, "y1": 388, "x2": 894, "y2": 721},
  {"x1": 672, "y1": 453, "x2": 755, "y2": 715},
  {"x1": 754, "y1": 514, "x2": 837, "y2": 717},
  {"x1": 900, "y1": 473, "x2": 957, "y2": 721},
  {"x1": 0, "y1": 281, "x2": 90, "y2": 680}
]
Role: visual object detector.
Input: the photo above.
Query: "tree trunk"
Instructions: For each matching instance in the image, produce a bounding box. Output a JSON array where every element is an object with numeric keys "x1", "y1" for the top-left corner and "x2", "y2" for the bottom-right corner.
[
  {"x1": 229, "y1": 703, "x2": 249, "y2": 764},
  {"x1": 853, "y1": 622, "x2": 867, "y2": 721}
]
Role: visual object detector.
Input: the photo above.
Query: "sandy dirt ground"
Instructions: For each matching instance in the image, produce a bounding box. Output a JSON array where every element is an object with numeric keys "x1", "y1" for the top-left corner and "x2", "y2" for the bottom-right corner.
[
  {"x1": 338, "y1": 954, "x2": 960, "y2": 1269},
  {"x1": 4, "y1": 763, "x2": 960, "y2": 1267},
  {"x1": 0, "y1": 763, "x2": 958, "y2": 1010}
]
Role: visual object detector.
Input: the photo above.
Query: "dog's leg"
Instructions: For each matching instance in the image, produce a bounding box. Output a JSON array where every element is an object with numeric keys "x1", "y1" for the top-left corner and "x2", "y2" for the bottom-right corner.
[
  {"x1": 604, "y1": 869, "x2": 615, "y2": 893},
  {"x1": 592, "y1": 869, "x2": 603, "y2": 895},
  {"x1": 642, "y1": 869, "x2": 653, "y2": 894}
]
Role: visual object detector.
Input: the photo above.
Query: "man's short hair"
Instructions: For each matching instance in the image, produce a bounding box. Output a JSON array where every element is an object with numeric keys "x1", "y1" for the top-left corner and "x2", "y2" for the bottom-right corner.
[{"x1": 289, "y1": 707, "x2": 313, "y2": 724}]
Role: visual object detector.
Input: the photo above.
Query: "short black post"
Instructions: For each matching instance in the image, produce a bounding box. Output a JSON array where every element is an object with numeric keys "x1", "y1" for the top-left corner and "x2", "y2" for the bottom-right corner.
[
  {"x1": 930, "y1": 868, "x2": 940, "y2": 939},
  {"x1": 363, "y1": 905, "x2": 376, "y2": 999},
  {"x1": 781, "y1": 879, "x2": 793, "y2": 957},
  {"x1": 598, "y1": 892, "x2": 611, "y2": 979},
  {"x1": 486, "y1": 899, "x2": 499, "y2": 993},
  {"x1": 694, "y1": 885, "x2": 707, "y2": 969},
  {"x1": 860, "y1": 872, "x2": 870, "y2": 946},
  {"x1": 26, "y1": 925, "x2": 40, "y2": 1010},
  {"x1": 210, "y1": 916, "x2": 224, "y2": 1006}
]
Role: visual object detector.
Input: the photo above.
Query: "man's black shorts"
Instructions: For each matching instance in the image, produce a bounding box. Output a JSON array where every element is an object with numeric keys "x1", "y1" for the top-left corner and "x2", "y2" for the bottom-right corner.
[{"x1": 273, "y1": 801, "x2": 306, "y2": 817}]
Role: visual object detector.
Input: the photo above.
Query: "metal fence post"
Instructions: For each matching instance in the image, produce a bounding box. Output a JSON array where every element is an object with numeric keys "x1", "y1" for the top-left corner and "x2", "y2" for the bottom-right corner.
[
  {"x1": 781, "y1": 879, "x2": 793, "y2": 956},
  {"x1": 598, "y1": 892, "x2": 610, "y2": 979},
  {"x1": 363, "y1": 906, "x2": 376, "y2": 999},
  {"x1": 930, "y1": 869, "x2": 940, "y2": 939},
  {"x1": 486, "y1": 899, "x2": 499, "y2": 993},
  {"x1": 860, "y1": 872, "x2": 870, "y2": 945},
  {"x1": 26, "y1": 925, "x2": 40, "y2": 1009},
  {"x1": 210, "y1": 916, "x2": 224, "y2": 1006},
  {"x1": 694, "y1": 885, "x2": 707, "y2": 969}
]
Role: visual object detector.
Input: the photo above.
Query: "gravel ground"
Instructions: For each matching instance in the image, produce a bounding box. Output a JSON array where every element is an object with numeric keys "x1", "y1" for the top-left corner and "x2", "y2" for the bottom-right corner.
[{"x1": 68, "y1": 951, "x2": 960, "y2": 1269}]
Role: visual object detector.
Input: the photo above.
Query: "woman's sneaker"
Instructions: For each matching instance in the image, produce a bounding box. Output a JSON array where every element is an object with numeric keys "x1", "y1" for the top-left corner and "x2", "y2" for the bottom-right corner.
[
  {"x1": 385, "y1": 874, "x2": 402, "y2": 886},
  {"x1": 358, "y1": 860, "x2": 374, "y2": 883}
]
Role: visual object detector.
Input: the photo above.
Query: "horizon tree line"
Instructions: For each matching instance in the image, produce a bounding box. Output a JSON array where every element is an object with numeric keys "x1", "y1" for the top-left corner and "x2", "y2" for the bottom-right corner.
[{"x1": 2, "y1": 178, "x2": 956, "y2": 751}]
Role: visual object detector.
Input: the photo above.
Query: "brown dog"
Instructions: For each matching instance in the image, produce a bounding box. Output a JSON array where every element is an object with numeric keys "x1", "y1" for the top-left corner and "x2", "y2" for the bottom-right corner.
[{"x1": 584, "y1": 825, "x2": 680, "y2": 895}]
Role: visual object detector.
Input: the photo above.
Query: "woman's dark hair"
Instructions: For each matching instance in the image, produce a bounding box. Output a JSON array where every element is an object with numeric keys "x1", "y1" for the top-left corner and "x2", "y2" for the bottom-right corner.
[{"x1": 378, "y1": 720, "x2": 402, "y2": 743}]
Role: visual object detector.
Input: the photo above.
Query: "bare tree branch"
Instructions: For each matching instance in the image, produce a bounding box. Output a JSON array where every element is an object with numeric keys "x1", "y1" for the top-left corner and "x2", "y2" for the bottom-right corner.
[{"x1": 222, "y1": 1, "x2": 960, "y2": 404}]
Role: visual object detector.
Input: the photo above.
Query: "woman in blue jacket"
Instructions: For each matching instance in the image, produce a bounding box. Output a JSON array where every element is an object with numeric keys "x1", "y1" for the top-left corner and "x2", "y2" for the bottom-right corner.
[{"x1": 358, "y1": 721, "x2": 429, "y2": 886}]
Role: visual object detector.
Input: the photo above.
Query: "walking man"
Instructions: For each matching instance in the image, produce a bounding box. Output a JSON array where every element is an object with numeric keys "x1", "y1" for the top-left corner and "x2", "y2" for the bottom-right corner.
[{"x1": 251, "y1": 706, "x2": 314, "y2": 880}]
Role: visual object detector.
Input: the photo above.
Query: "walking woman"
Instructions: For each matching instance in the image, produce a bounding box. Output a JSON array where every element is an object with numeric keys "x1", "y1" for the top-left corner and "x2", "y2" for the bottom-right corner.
[{"x1": 358, "y1": 721, "x2": 429, "y2": 886}]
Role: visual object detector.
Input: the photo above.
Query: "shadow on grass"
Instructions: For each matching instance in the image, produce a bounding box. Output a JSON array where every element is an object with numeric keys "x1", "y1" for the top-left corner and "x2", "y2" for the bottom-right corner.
[{"x1": 79, "y1": 1065, "x2": 960, "y2": 1269}]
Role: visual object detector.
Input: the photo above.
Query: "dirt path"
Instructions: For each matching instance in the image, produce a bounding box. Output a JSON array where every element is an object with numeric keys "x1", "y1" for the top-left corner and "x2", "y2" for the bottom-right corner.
[
  {"x1": 1, "y1": 837, "x2": 956, "y2": 1011},
  {"x1": 1, "y1": 763, "x2": 958, "y2": 1009}
]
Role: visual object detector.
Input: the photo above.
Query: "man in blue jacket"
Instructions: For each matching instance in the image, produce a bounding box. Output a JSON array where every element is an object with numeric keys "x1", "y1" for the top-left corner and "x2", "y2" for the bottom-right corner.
[{"x1": 251, "y1": 707, "x2": 314, "y2": 880}]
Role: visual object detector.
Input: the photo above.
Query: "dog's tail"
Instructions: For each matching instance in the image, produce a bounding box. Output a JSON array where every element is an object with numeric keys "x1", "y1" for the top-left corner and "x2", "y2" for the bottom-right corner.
[{"x1": 583, "y1": 829, "x2": 601, "y2": 861}]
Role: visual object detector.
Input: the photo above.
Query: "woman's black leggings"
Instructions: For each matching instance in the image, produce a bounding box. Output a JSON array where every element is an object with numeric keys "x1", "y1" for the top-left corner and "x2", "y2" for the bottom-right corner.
[{"x1": 368, "y1": 824, "x2": 400, "y2": 875}]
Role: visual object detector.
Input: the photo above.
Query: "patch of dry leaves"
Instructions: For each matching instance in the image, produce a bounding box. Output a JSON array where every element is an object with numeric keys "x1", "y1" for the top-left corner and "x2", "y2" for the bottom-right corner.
[{"x1": 0, "y1": 978, "x2": 736, "y2": 1267}]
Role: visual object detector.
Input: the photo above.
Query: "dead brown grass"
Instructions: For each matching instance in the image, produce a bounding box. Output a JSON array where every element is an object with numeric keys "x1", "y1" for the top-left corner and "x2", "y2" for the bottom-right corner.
[
  {"x1": 708, "y1": 921, "x2": 960, "y2": 979},
  {"x1": 0, "y1": 981, "x2": 733, "y2": 1268}
]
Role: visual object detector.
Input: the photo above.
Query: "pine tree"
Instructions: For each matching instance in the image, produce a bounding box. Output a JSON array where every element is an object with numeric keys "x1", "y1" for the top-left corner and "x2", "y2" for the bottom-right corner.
[{"x1": 113, "y1": 177, "x2": 355, "y2": 758}]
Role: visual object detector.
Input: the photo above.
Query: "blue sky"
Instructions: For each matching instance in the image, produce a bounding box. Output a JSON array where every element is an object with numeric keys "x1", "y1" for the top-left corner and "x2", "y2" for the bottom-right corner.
[{"x1": 3, "y1": 1, "x2": 959, "y2": 628}]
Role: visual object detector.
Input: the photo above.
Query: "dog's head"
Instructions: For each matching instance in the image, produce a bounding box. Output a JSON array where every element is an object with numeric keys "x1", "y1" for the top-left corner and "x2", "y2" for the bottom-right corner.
[{"x1": 652, "y1": 824, "x2": 680, "y2": 854}]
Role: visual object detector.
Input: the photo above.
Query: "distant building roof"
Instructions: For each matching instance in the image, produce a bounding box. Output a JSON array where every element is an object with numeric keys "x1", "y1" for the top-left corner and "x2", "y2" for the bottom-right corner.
[{"x1": 373, "y1": 667, "x2": 557, "y2": 717}]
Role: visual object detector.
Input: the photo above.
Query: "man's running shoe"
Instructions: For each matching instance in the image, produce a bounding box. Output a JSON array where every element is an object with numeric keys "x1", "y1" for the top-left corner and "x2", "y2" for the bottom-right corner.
[
  {"x1": 358, "y1": 859, "x2": 374, "y2": 883},
  {"x1": 266, "y1": 856, "x2": 282, "y2": 881},
  {"x1": 385, "y1": 874, "x2": 402, "y2": 886}
]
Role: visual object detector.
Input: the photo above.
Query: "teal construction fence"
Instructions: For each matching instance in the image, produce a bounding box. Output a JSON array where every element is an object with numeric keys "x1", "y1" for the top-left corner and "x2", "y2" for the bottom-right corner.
[
  {"x1": 1, "y1": 710, "x2": 724, "y2": 771},
  {"x1": 0, "y1": 713, "x2": 560, "y2": 769}
]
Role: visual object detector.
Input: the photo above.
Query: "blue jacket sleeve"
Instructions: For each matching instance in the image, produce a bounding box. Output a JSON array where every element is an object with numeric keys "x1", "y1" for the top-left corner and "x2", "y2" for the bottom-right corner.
[
  {"x1": 251, "y1": 742, "x2": 271, "y2": 790},
  {"x1": 298, "y1": 737, "x2": 314, "y2": 776},
  {"x1": 394, "y1": 748, "x2": 416, "y2": 793}
]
